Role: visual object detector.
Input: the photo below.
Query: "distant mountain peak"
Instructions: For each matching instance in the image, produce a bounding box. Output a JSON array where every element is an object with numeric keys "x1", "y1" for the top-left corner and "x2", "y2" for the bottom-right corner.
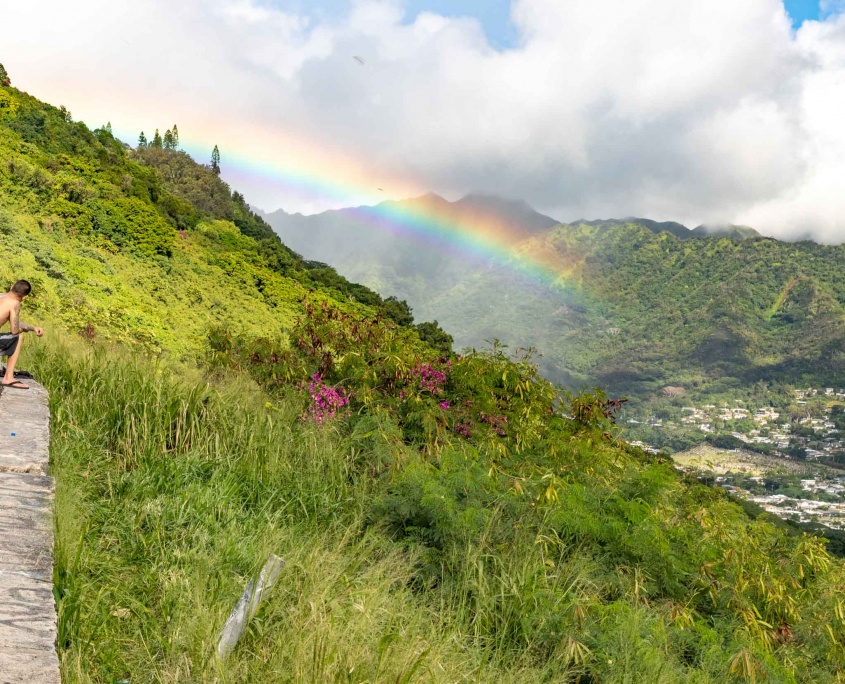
[
  {"x1": 691, "y1": 224, "x2": 761, "y2": 239},
  {"x1": 570, "y1": 217, "x2": 760, "y2": 241}
]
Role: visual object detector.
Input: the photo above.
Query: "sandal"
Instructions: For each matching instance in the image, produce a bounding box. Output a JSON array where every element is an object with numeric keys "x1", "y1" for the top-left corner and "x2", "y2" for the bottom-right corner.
[{"x1": 1, "y1": 380, "x2": 29, "y2": 390}]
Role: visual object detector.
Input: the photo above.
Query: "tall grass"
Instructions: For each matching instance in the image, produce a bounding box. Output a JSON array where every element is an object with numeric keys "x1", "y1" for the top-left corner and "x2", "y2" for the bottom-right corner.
[
  {"x1": 30, "y1": 337, "x2": 569, "y2": 682},
  {"x1": 27, "y1": 335, "x2": 845, "y2": 682}
]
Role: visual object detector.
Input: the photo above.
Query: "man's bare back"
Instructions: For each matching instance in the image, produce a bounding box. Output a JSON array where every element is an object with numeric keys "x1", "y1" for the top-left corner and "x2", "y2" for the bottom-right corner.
[
  {"x1": 0, "y1": 292, "x2": 26, "y2": 332},
  {"x1": 0, "y1": 281, "x2": 44, "y2": 390}
]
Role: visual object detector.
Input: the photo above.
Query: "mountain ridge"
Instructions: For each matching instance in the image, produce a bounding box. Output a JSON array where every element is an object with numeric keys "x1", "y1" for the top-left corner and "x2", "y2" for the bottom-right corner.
[{"x1": 267, "y1": 194, "x2": 764, "y2": 243}]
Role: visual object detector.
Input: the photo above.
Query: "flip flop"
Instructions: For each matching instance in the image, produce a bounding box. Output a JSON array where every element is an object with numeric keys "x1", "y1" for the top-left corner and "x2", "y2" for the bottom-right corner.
[{"x1": 1, "y1": 381, "x2": 29, "y2": 390}]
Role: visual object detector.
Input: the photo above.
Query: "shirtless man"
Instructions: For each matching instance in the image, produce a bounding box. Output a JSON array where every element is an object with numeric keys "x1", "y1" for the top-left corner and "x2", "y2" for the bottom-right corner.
[{"x1": 0, "y1": 280, "x2": 44, "y2": 390}]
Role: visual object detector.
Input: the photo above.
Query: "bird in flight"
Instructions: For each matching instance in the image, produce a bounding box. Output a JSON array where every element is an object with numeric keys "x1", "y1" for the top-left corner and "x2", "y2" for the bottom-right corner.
[{"x1": 353, "y1": 56, "x2": 365, "y2": 65}]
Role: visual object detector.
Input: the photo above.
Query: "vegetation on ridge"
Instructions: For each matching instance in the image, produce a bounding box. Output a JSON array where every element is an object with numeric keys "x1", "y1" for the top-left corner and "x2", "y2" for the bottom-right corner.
[
  {"x1": 265, "y1": 199, "x2": 845, "y2": 434},
  {"x1": 4, "y1": 67, "x2": 845, "y2": 682},
  {"x1": 33, "y1": 325, "x2": 845, "y2": 682}
]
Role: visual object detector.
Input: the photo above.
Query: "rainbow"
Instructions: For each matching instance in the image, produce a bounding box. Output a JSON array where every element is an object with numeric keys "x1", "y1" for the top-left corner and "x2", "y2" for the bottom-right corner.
[
  {"x1": 25, "y1": 77, "x2": 583, "y2": 290},
  {"x1": 173, "y1": 137, "x2": 583, "y2": 291},
  {"x1": 331, "y1": 199, "x2": 582, "y2": 289}
]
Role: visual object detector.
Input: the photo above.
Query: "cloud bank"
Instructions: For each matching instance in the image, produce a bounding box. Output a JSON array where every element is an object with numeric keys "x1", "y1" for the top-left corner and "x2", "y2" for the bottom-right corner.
[{"x1": 1, "y1": 0, "x2": 844, "y2": 240}]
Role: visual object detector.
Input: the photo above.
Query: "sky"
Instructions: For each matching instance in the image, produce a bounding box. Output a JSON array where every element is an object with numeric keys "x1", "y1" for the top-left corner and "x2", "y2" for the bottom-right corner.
[{"x1": 1, "y1": 0, "x2": 845, "y2": 241}]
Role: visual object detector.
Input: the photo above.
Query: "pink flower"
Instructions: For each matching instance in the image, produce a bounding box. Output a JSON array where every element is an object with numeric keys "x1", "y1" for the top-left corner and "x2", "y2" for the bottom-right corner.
[{"x1": 301, "y1": 376, "x2": 351, "y2": 424}]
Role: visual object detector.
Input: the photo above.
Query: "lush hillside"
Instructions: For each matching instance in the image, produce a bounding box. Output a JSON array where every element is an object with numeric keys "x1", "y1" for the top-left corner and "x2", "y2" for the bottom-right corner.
[
  {"x1": 0, "y1": 80, "x2": 449, "y2": 355},
  {"x1": 572, "y1": 218, "x2": 761, "y2": 241},
  {"x1": 5, "y1": 71, "x2": 845, "y2": 682}
]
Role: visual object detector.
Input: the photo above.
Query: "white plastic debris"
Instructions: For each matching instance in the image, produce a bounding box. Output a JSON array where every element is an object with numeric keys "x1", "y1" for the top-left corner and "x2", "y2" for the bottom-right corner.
[{"x1": 216, "y1": 554, "x2": 285, "y2": 660}]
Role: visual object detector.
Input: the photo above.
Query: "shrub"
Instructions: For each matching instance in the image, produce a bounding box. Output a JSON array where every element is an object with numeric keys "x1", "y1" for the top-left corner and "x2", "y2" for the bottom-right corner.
[{"x1": 89, "y1": 197, "x2": 176, "y2": 257}]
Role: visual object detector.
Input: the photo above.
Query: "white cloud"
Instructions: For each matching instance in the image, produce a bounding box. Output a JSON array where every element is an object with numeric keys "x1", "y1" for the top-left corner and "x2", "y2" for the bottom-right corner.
[
  {"x1": 737, "y1": 11, "x2": 845, "y2": 241},
  {"x1": 0, "y1": 0, "x2": 843, "y2": 239}
]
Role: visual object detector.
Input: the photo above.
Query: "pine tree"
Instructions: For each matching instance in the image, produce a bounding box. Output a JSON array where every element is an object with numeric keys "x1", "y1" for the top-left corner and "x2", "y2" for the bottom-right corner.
[
  {"x1": 163, "y1": 129, "x2": 174, "y2": 150},
  {"x1": 0, "y1": 63, "x2": 10, "y2": 87},
  {"x1": 105, "y1": 121, "x2": 113, "y2": 134},
  {"x1": 152, "y1": 129, "x2": 163, "y2": 148},
  {"x1": 171, "y1": 124, "x2": 179, "y2": 148},
  {"x1": 211, "y1": 145, "x2": 221, "y2": 175},
  {"x1": 138, "y1": 131, "x2": 148, "y2": 148}
]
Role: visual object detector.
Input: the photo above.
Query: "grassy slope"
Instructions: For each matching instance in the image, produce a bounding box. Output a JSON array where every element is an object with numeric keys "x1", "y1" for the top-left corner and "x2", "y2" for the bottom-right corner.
[
  {"x1": 42, "y1": 341, "x2": 475, "y2": 682},
  {"x1": 4, "y1": 78, "x2": 845, "y2": 682},
  {"x1": 33, "y1": 337, "x2": 845, "y2": 683},
  {"x1": 1, "y1": 214, "x2": 305, "y2": 354},
  {"x1": 0, "y1": 91, "x2": 294, "y2": 352}
]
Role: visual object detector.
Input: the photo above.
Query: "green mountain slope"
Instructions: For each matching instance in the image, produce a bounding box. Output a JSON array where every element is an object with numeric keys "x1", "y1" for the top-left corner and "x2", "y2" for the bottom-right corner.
[
  {"x1": 0, "y1": 82, "x2": 449, "y2": 355},
  {"x1": 5, "y1": 71, "x2": 845, "y2": 682},
  {"x1": 543, "y1": 223, "x2": 845, "y2": 394},
  {"x1": 266, "y1": 202, "x2": 845, "y2": 405}
]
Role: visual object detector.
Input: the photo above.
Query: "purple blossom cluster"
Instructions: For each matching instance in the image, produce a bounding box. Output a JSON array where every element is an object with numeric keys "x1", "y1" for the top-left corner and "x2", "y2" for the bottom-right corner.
[
  {"x1": 453, "y1": 421, "x2": 472, "y2": 438},
  {"x1": 410, "y1": 361, "x2": 450, "y2": 395},
  {"x1": 301, "y1": 373, "x2": 350, "y2": 424},
  {"x1": 480, "y1": 413, "x2": 508, "y2": 437}
]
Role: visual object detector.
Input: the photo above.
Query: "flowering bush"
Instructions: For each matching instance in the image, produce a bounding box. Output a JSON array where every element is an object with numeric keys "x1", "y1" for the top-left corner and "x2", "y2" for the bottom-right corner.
[
  {"x1": 453, "y1": 421, "x2": 472, "y2": 438},
  {"x1": 301, "y1": 373, "x2": 351, "y2": 424},
  {"x1": 410, "y1": 361, "x2": 450, "y2": 395}
]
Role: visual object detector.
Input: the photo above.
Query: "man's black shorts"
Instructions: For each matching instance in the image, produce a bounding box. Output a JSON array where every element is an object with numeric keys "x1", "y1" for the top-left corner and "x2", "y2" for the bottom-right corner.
[{"x1": 0, "y1": 334, "x2": 19, "y2": 357}]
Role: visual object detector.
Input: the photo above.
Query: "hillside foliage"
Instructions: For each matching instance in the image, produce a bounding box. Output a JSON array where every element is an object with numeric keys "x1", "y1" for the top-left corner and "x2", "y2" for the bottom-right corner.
[{"x1": 0, "y1": 81, "x2": 449, "y2": 353}]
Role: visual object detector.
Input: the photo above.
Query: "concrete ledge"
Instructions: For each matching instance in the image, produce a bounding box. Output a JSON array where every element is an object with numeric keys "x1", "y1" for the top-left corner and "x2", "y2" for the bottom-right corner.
[
  {"x1": 0, "y1": 382, "x2": 59, "y2": 683},
  {"x1": 0, "y1": 382, "x2": 50, "y2": 475}
]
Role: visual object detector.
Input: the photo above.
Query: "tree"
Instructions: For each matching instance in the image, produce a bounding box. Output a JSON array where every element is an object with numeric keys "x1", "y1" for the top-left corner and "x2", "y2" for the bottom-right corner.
[
  {"x1": 415, "y1": 320, "x2": 454, "y2": 355},
  {"x1": 105, "y1": 121, "x2": 113, "y2": 134},
  {"x1": 137, "y1": 131, "x2": 148, "y2": 148},
  {"x1": 59, "y1": 105, "x2": 72, "y2": 123},
  {"x1": 151, "y1": 129, "x2": 163, "y2": 148},
  {"x1": 163, "y1": 128, "x2": 175, "y2": 150},
  {"x1": 211, "y1": 145, "x2": 220, "y2": 174},
  {"x1": 382, "y1": 296, "x2": 414, "y2": 327},
  {"x1": 171, "y1": 124, "x2": 179, "y2": 148},
  {"x1": 0, "y1": 63, "x2": 10, "y2": 87}
]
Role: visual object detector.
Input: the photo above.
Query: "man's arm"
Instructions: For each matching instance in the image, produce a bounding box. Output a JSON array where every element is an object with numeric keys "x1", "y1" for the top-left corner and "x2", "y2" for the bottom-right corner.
[{"x1": 9, "y1": 304, "x2": 35, "y2": 334}]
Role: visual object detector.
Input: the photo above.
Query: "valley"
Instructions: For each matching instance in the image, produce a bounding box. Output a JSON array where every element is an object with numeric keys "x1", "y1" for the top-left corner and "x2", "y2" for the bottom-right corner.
[{"x1": 267, "y1": 193, "x2": 845, "y2": 544}]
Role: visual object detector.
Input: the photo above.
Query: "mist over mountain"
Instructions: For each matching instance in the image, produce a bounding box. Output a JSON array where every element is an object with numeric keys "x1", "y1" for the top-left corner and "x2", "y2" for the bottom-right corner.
[
  {"x1": 267, "y1": 192, "x2": 557, "y2": 265},
  {"x1": 266, "y1": 193, "x2": 559, "y2": 305}
]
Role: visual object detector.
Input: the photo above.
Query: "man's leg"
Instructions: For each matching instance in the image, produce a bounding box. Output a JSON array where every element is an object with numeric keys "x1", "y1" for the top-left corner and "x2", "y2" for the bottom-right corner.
[{"x1": 2, "y1": 334, "x2": 22, "y2": 379}]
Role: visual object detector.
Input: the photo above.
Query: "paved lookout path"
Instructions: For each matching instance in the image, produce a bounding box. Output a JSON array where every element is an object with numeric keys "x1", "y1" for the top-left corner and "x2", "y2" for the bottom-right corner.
[{"x1": 0, "y1": 382, "x2": 60, "y2": 683}]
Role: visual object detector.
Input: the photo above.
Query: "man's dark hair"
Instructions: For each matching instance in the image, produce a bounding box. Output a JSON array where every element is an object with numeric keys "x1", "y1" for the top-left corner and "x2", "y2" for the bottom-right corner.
[{"x1": 10, "y1": 280, "x2": 31, "y2": 296}]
